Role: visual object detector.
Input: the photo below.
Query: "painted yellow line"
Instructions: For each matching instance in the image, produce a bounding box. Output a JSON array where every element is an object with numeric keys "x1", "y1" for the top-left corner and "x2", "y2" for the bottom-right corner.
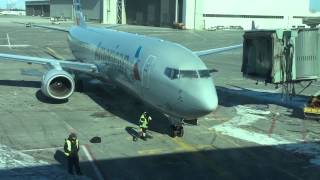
[
  {"x1": 170, "y1": 137, "x2": 237, "y2": 180},
  {"x1": 171, "y1": 138, "x2": 195, "y2": 151},
  {"x1": 138, "y1": 148, "x2": 167, "y2": 155}
]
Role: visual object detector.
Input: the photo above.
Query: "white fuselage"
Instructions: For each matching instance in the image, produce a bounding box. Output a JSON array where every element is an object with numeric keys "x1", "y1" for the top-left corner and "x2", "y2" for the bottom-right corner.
[{"x1": 68, "y1": 26, "x2": 218, "y2": 120}]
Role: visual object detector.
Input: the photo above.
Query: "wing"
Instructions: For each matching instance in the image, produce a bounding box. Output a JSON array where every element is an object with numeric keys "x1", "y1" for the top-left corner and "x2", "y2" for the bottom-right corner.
[
  {"x1": 0, "y1": 53, "x2": 98, "y2": 73},
  {"x1": 32, "y1": 24, "x2": 69, "y2": 32},
  {"x1": 194, "y1": 44, "x2": 243, "y2": 57},
  {"x1": 13, "y1": 22, "x2": 69, "y2": 32}
]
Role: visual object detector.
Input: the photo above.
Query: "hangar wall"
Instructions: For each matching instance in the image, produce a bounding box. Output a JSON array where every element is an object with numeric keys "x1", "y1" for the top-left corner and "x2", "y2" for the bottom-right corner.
[
  {"x1": 202, "y1": 0, "x2": 320, "y2": 30},
  {"x1": 112, "y1": 0, "x2": 177, "y2": 27},
  {"x1": 25, "y1": 0, "x2": 50, "y2": 17},
  {"x1": 28, "y1": 0, "x2": 320, "y2": 30},
  {"x1": 50, "y1": 0, "x2": 102, "y2": 21},
  {"x1": 50, "y1": 0, "x2": 72, "y2": 19}
]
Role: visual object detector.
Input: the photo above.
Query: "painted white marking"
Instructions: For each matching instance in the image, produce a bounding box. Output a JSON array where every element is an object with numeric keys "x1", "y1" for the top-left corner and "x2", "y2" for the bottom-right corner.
[
  {"x1": 6, "y1": 33, "x2": 11, "y2": 49},
  {"x1": 0, "y1": 45, "x2": 30, "y2": 47},
  {"x1": 81, "y1": 145, "x2": 104, "y2": 180},
  {"x1": 20, "y1": 146, "x2": 63, "y2": 152},
  {"x1": 0, "y1": 144, "x2": 91, "y2": 179},
  {"x1": 210, "y1": 105, "x2": 320, "y2": 166}
]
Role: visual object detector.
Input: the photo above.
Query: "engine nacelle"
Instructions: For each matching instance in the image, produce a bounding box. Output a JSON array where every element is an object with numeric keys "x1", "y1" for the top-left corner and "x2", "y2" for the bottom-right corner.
[{"x1": 41, "y1": 69, "x2": 75, "y2": 99}]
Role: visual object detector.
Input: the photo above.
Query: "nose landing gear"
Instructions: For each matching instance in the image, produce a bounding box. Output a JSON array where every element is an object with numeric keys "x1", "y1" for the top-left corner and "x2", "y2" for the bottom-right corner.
[
  {"x1": 168, "y1": 116, "x2": 185, "y2": 137},
  {"x1": 171, "y1": 124, "x2": 184, "y2": 137}
]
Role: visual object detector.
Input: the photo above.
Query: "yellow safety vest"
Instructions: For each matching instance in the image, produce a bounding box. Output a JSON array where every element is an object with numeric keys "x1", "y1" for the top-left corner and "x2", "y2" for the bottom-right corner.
[
  {"x1": 64, "y1": 139, "x2": 79, "y2": 156},
  {"x1": 139, "y1": 114, "x2": 151, "y2": 128}
]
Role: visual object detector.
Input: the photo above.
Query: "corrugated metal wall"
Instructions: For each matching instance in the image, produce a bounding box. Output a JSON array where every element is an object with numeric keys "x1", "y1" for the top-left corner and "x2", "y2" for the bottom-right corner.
[
  {"x1": 82, "y1": 0, "x2": 102, "y2": 21},
  {"x1": 125, "y1": 0, "x2": 176, "y2": 27},
  {"x1": 50, "y1": 0, "x2": 102, "y2": 21},
  {"x1": 25, "y1": 1, "x2": 50, "y2": 17},
  {"x1": 50, "y1": 0, "x2": 72, "y2": 19}
]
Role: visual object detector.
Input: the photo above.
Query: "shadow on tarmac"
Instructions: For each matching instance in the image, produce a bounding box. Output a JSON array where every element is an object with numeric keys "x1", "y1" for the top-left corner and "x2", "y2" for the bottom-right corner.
[
  {"x1": 0, "y1": 79, "x2": 68, "y2": 104},
  {"x1": 0, "y1": 79, "x2": 40, "y2": 88},
  {"x1": 0, "y1": 142, "x2": 319, "y2": 180},
  {"x1": 82, "y1": 78, "x2": 172, "y2": 136},
  {"x1": 216, "y1": 86, "x2": 309, "y2": 119},
  {"x1": 0, "y1": 78, "x2": 312, "y2": 134}
]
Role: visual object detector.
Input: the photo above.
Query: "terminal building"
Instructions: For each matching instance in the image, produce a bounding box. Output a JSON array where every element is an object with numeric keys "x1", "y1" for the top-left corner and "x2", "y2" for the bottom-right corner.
[{"x1": 25, "y1": 0, "x2": 320, "y2": 30}]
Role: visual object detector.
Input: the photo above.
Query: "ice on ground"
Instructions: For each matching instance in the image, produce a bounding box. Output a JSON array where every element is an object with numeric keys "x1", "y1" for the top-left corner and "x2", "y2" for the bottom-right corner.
[
  {"x1": 212, "y1": 105, "x2": 320, "y2": 166},
  {"x1": 0, "y1": 144, "x2": 91, "y2": 180}
]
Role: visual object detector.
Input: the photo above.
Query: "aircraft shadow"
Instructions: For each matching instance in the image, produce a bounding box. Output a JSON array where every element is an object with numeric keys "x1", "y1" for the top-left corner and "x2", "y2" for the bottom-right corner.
[
  {"x1": 81, "y1": 77, "x2": 172, "y2": 136},
  {"x1": 216, "y1": 86, "x2": 309, "y2": 119},
  {"x1": 0, "y1": 141, "x2": 318, "y2": 180},
  {"x1": 0, "y1": 79, "x2": 67, "y2": 104},
  {"x1": 0, "y1": 79, "x2": 40, "y2": 88}
]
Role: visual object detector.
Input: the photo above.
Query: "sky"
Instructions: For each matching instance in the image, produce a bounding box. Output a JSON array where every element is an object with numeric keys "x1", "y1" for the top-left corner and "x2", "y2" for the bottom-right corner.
[{"x1": 0, "y1": 0, "x2": 319, "y2": 11}]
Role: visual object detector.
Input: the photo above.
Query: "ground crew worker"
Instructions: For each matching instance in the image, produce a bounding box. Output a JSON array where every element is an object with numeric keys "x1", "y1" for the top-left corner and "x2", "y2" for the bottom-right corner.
[
  {"x1": 64, "y1": 133, "x2": 82, "y2": 175},
  {"x1": 139, "y1": 112, "x2": 152, "y2": 140}
]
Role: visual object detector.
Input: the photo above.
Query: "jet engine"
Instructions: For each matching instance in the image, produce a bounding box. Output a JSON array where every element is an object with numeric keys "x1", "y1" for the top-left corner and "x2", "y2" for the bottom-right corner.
[{"x1": 41, "y1": 69, "x2": 75, "y2": 99}]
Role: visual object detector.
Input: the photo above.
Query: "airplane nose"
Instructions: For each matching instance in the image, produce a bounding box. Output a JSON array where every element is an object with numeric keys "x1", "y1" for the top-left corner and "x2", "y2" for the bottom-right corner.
[
  {"x1": 182, "y1": 84, "x2": 218, "y2": 118},
  {"x1": 194, "y1": 90, "x2": 218, "y2": 115},
  {"x1": 197, "y1": 95, "x2": 218, "y2": 114}
]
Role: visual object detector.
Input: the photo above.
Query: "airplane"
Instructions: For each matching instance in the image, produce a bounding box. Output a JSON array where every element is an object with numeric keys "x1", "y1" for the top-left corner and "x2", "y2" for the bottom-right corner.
[{"x1": 0, "y1": 0, "x2": 242, "y2": 137}]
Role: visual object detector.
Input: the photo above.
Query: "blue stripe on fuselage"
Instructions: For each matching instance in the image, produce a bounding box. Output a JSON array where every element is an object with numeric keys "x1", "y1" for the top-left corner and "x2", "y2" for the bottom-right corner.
[{"x1": 135, "y1": 46, "x2": 142, "y2": 58}]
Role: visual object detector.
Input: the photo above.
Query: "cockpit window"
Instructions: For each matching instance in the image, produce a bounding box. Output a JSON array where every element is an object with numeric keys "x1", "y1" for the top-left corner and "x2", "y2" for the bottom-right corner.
[
  {"x1": 179, "y1": 70, "x2": 199, "y2": 78},
  {"x1": 198, "y1": 70, "x2": 211, "y2": 78},
  {"x1": 165, "y1": 68, "x2": 212, "y2": 79},
  {"x1": 165, "y1": 68, "x2": 179, "y2": 79}
]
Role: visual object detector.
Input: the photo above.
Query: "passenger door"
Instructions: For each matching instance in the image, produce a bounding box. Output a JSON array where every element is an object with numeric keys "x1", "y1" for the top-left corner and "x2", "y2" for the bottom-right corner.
[{"x1": 141, "y1": 55, "x2": 156, "y2": 96}]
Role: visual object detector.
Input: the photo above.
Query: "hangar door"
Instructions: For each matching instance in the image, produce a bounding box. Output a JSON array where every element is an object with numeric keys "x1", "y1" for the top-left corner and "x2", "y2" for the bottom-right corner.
[{"x1": 125, "y1": 0, "x2": 183, "y2": 27}]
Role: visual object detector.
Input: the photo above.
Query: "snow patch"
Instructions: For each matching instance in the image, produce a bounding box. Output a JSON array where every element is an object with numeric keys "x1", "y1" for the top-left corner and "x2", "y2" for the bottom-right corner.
[
  {"x1": 0, "y1": 144, "x2": 91, "y2": 179},
  {"x1": 211, "y1": 105, "x2": 320, "y2": 166}
]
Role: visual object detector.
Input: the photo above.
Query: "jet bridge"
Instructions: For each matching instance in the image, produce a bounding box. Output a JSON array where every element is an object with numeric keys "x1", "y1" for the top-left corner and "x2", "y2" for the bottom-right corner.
[
  {"x1": 242, "y1": 28, "x2": 320, "y2": 118},
  {"x1": 242, "y1": 28, "x2": 320, "y2": 84}
]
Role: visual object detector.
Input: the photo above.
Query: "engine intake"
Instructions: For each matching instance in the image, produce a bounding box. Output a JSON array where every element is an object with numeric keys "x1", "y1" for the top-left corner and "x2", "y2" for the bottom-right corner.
[{"x1": 41, "y1": 69, "x2": 75, "y2": 99}]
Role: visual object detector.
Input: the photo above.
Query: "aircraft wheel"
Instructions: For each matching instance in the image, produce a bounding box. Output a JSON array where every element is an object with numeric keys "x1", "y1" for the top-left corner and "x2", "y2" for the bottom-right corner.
[
  {"x1": 170, "y1": 125, "x2": 177, "y2": 138},
  {"x1": 177, "y1": 127, "x2": 184, "y2": 137}
]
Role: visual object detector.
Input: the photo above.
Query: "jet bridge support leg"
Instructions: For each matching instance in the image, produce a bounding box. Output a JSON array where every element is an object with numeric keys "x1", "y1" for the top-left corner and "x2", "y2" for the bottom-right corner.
[{"x1": 168, "y1": 116, "x2": 184, "y2": 137}]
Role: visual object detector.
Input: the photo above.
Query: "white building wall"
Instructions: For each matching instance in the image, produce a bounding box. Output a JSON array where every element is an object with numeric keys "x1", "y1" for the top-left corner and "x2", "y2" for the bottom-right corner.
[
  {"x1": 183, "y1": 0, "x2": 204, "y2": 29},
  {"x1": 103, "y1": 0, "x2": 117, "y2": 24},
  {"x1": 201, "y1": 0, "x2": 320, "y2": 30},
  {"x1": 183, "y1": 0, "x2": 195, "y2": 29}
]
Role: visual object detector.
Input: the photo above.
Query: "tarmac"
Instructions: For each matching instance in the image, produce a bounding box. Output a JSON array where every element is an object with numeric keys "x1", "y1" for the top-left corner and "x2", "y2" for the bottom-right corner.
[{"x1": 0, "y1": 15, "x2": 319, "y2": 180}]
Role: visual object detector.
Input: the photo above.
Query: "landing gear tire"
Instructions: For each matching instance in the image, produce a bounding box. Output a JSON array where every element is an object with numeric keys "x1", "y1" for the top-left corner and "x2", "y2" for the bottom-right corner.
[
  {"x1": 171, "y1": 125, "x2": 184, "y2": 138},
  {"x1": 177, "y1": 127, "x2": 184, "y2": 137}
]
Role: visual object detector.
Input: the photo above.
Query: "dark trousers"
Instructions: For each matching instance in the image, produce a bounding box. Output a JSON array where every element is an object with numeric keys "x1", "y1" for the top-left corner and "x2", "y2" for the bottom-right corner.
[{"x1": 68, "y1": 155, "x2": 81, "y2": 174}]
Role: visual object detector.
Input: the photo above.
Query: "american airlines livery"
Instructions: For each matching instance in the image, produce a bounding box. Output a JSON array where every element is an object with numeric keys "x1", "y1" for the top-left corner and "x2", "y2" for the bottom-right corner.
[{"x1": 0, "y1": 0, "x2": 242, "y2": 137}]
